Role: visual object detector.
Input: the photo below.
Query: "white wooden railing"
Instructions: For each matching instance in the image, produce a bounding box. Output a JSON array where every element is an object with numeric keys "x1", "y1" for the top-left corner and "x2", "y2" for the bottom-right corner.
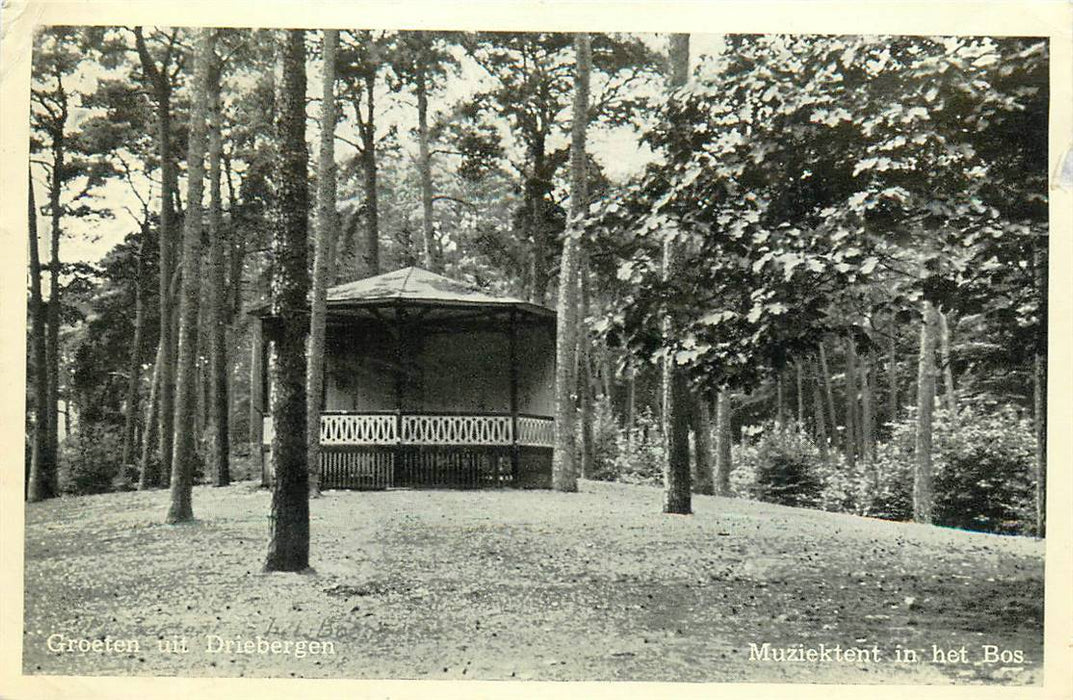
[{"x1": 262, "y1": 413, "x2": 554, "y2": 448}]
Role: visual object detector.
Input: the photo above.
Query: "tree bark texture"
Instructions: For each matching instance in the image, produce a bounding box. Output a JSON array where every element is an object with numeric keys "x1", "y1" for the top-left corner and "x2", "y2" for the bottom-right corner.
[
  {"x1": 844, "y1": 338, "x2": 858, "y2": 471},
  {"x1": 714, "y1": 390, "x2": 732, "y2": 497},
  {"x1": 887, "y1": 325, "x2": 898, "y2": 427},
  {"x1": 361, "y1": 72, "x2": 379, "y2": 277},
  {"x1": 818, "y1": 341, "x2": 838, "y2": 450},
  {"x1": 1033, "y1": 238, "x2": 1047, "y2": 537},
  {"x1": 121, "y1": 226, "x2": 147, "y2": 468},
  {"x1": 938, "y1": 309, "x2": 957, "y2": 424},
  {"x1": 27, "y1": 170, "x2": 54, "y2": 501},
  {"x1": 811, "y1": 359, "x2": 829, "y2": 464},
  {"x1": 135, "y1": 27, "x2": 178, "y2": 490},
  {"x1": 415, "y1": 38, "x2": 439, "y2": 272},
  {"x1": 307, "y1": 29, "x2": 340, "y2": 498},
  {"x1": 692, "y1": 398, "x2": 714, "y2": 495},
  {"x1": 138, "y1": 343, "x2": 162, "y2": 489},
  {"x1": 166, "y1": 28, "x2": 215, "y2": 523},
  {"x1": 265, "y1": 29, "x2": 311, "y2": 571},
  {"x1": 578, "y1": 264, "x2": 595, "y2": 480},
  {"x1": 551, "y1": 32, "x2": 590, "y2": 493},
  {"x1": 662, "y1": 32, "x2": 691, "y2": 515},
  {"x1": 913, "y1": 300, "x2": 938, "y2": 525},
  {"x1": 207, "y1": 54, "x2": 230, "y2": 487}
]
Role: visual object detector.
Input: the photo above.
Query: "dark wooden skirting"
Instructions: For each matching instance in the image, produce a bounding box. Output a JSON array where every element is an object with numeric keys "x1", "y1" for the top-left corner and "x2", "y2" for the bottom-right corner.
[{"x1": 265, "y1": 444, "x2": 552, "y2": 491}]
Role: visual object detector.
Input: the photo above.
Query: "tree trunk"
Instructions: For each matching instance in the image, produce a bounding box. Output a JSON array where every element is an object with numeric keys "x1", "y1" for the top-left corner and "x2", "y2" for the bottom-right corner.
[
  {"x1": 811, "y1": 359, "x2": 829, "y2": 464},
  {"x1": 361, "y1": 72, "x2": 379, "y2": 277},
  {"x1": 415, "y1": 43, "x2": 438, "y2": 272},
  {"x1": 795, "y1": 360, "x2": 804, "y2": 430},
  {"x1": 207, "y1": 54, "x2": 230, "y2": 487},
  {"x1": 529, "y1": 142, "x2": 548, "y2": 304},
  {"x1": 938, "y1": 309, "x2": 957, "y2": 425},
  {"x1": 625, "y1": 370, "x2": 636, "y2": 444},
  {"x1": 27, "y1": 170, "x2": 54, "y2": 501},
  {"x1": 775, "y1": 372, "x2": 785, "y2": 432},
  {"x1": 250, "y1": 319, "x2": 266, "y2": 484},
  {"x1": 139, "y1": 343, "x2": 162, "y2": 489},
  {"x1": 714, "y1": 390, "x2": 732, "y2": 496},
  {"x1": 166, "y1": 29, "x2": 214, "y2": 523},
  {"x1": 265, "y1": 29, "x2": 311, "y2": 571},
  {"x1": 578, "y1": 263, "x2": 595, "y2": 480},
  {"x1": 121, "y1": 225, "x2": 148, "y2": 468},
  {"x1": 551, "y1": 32, "x2": 590, "y2": 493},
  {"x1": 135, "y1": 27, "x2": 178, "y2": 491},
  {"x1": 844, "y1": 337, "x2": 858, "y2": 471},
  {"x1": 1033, "y1": 238, "x2": 1047, "y2": 537},
  {"x1": 861, "y1": 351, "x2": 876, "y2": 488},
  {"x1": 307, "y1": 29, "x2": 340, "y2": 498},
  {"x1": 913, "y1": 300, "x2": 938, "y2": 524},
  {"x1": 818, "y1": 340, "x2": 838, "y2": 449},
  {"x1": 887, "y1": 325, "x2": 898, "y2": 427},
  {"x1": 692, "y1": 397, "x2": 714, "y2": 495},
  {"x1": 662, "y1": 32, "x2": 691, "y2": 515},
  {"x1": 45, "y1": 107, "x2": 65, "y2": 498}
]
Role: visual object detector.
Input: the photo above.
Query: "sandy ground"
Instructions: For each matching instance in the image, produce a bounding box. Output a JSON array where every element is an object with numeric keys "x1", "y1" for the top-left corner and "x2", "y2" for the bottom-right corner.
[{"x1": 22, "y1": 480, "x2": 1043, "y2": 684}]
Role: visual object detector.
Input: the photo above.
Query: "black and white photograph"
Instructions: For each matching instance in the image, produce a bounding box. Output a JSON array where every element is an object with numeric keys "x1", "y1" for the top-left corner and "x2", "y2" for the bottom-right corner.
[{"x1": 2, "y1": 1, "x2": 1071, "y2": 697}]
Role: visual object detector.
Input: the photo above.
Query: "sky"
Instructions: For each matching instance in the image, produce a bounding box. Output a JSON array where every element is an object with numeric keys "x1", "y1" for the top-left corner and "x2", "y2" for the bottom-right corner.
[{"x1": 30, "y1": 30, "x2": 727, "y2": 267}]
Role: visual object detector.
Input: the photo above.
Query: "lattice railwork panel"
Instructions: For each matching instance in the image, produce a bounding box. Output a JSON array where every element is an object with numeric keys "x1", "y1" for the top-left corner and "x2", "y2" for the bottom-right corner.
[
  {"x1": 321, "y1": 414, "x2": 397, "y2": 445},
  {"x1": 400, "y1": 415, "x2": 513, "y2": 445},
  {"x1": 517, "y1": 416, "x2": 555, "y2": 447}
]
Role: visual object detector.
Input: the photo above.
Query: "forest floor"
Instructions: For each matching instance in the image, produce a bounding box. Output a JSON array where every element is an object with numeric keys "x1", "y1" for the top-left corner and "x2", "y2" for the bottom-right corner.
[{"x1": 23, "y1": 480, "x2": 1044, "y2": 685}]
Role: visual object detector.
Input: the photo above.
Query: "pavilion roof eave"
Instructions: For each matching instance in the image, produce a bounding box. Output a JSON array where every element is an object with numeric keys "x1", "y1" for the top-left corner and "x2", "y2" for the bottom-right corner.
[{"x1": 247, "y1": 297, "x2": 555, "y2": 321}]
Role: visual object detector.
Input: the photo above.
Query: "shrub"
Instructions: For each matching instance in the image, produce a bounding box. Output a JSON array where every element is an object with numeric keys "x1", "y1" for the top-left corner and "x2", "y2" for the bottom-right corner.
[
  {"x1": 866, "y1": 401, "x2": 1038, "y2": 534},
  {"x1": 607, "y1": 407, "x2": 666, "y2": 486},
  {"x1": 737, "y1": 424, "x2": 825, "y2": 508},
  {"x1": 59, "y1": 424, "x2": 126, "y2": 495},
  {"x1": 586, "y1": 395, "x2": 623, "y2": 481}
]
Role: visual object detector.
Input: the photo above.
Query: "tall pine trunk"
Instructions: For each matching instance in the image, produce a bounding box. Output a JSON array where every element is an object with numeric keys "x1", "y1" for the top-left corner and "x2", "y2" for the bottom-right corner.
[
  {"x1": 818, "y1": 340, "x2": 838, "y2": 449},
  {"x1": 811, "y1": 359, "x2": 829, "y2": 464},
  {"x1": 551, "y1": 32, "x2": 590, "y2": 493},
  {"x1": 795, "y1": 360, "x2": 804, "y2": 430},
  {"x1": 578, "y1": 264, "x2": 595, "y2": 480},
  {"x1": 860, "y1": 352, "x2": 876, "y2": 490},
  {"x1": 27, "y1": 170, "x2": 53, "y2": 501},
  {"x1": 887, "y1": 324, "x2": 898, "y2": 427},
  {"x1": 415, "y1": 41, "x2": 438, "y2": 272},
  {"x1": 361, "y1": 72, "x2": 379, "y2": 276},
  {"x1": 913, "y1": 300, "x2": 938, "y2": 524},
  {"x1": 166, "y1": 29, "x2": 214, "y2": 523},
  {"x1": 135, "y1": 28, "x2": 178, "y2": 489},
  {"x1": 662, "y1": 33, "x2": 691, "y2": 515},
  {"x1": 775, "y1": 372, "x2": 785, "y2": 432},
  {"x1": 121, "y1": 226, "x2": 148, "y2": 468},
  {"x1": 138, "y1": 343, "x2": 162, "y2": 489},
  {"x1": 308, "y1": 29, "x2": 340, "y2": 498},
  {"x1": 844, "y1": 338, "x2": 858, "y2": 471},
  {"x1": 207, "y1": 54, "x2": 230, "y2": 487},
  {"x1": 1033, "y1": 239, "x2": 1047, "y2": 537},
  {"x1": 692, "y1": 398, "x2": 714, "y2": 495},
  {"x1": 938, "y1": 309, "x2": 956, "y2": 425},
  {"x1": 714, "y1": 390, "x2": 732, "y2": 497},
  {"x1": 265, "y1": 29, "x2": 311, "y2": 571},
  {"x1": 529, "y1": 143, "x2": 549, "y2": 304},
  {"x1": 45, "y1": 102, "x2": 65, "y2": 498}
]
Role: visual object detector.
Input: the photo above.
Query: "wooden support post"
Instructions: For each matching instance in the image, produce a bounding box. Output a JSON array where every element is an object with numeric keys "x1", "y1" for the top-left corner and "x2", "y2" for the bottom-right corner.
[
  {"x1": 509, "y1": 309, "x2": 520, "y2": 483},
  {"x1": 394, "y1": 306, "x2": 405, "y2": 484}
]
